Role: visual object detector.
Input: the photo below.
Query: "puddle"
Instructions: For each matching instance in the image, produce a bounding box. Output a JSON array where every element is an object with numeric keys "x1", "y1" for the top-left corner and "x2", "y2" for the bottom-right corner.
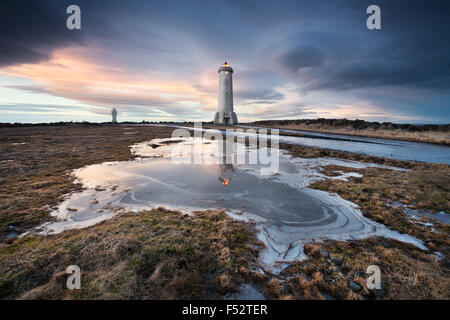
[
  {"x1": 6, "y1": 232, "x2": 17, "y2": 239},
  {"x1": 226, "y1": 284, "x2": 265, "y2": 300},
  {"x1": 162, "y1": 124, "x2": 450, "y2": 165},
  {"x1": 320, "y1": 292, "x2": 335, "y2": 300},
  {"x1": 388, "y1": 201, "x2": 449, "y2": 225},
  {"x1": 238, "y1": 125, "x2": 450, "y2": 165},
  {"x1": 34, "y1": 136, "x2": 427, "y2": 272}
]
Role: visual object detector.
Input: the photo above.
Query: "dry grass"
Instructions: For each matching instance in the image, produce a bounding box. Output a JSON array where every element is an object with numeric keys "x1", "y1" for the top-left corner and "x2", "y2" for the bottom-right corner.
[
  {"x1": 272, "y1": 144, "x2": 449, "y2": 300},
  {"x1": 0, "y1": 208, "x2": 261, "y2": 299},
  {"x1": 0, "y1": 124, "x2": 266, "y2": 300},
  {"x1": 1, "y1": 124, "x2": 448, "y2": 300},
  {"x1": 254, "y1": 123, "x2": 450, "y2": 145},
  {"x1": 310, "y1": 162, "x2": 450, "y2": 242},
  {"x1": 275, "y1": 238, "x2": 449, "y2": 300},
  {"x1": 0, "y1": 125, "x2": 174, "y2": 240}
]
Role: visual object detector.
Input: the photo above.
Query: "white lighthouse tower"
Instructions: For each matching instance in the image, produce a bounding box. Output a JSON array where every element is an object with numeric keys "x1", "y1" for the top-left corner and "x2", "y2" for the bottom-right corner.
[
  {"x1": 111, "y1": 107, "x2": 118, "y2": 123},
  {"x1": 214, "y1": 62, "x2": 238, "y2": 125}
]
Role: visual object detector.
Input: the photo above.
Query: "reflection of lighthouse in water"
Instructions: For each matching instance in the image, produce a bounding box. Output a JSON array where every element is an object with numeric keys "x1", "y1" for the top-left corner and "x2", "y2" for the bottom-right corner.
[
  {"x1": 214, "y1": 62, "x2": 238, "y2": 125},
  {"x1": 218, "y1": 136, "x2": 233, "y2": 186},
  {"x1": 111, "y1": 108, "x2": 118, "y2": 123}
]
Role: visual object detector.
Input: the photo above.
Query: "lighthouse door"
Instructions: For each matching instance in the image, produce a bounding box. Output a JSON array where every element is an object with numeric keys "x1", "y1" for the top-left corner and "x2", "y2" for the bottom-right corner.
[{"x1": 224, "y1": 116, "x2": 230, "y2": 124}]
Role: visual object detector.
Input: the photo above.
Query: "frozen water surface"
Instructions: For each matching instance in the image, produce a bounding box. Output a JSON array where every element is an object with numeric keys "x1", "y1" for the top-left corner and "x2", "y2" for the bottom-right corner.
[
  {"x1": 388, "y1": 201, "x2": 449, "y2": 225},
  {"x1": 239, "y1": 125, "x2": 450, "y2": 165},
  {"x1": 226, "y1": 284, "x2": 265, "y2": 300},
  {"x1": 156, "y1": 124, "x2": 450, "y2": 165},
  {"x1": 36, "y1": 137, "x2": 427, "y2": 271}
]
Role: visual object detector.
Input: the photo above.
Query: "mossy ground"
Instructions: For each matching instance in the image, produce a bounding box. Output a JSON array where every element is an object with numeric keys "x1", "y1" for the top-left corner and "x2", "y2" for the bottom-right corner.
[
  {"x1": 0, "y1": 125, "x2": 262, "y2": 299},
  {"x1": 268, "y1": 143, "x2": 449, "y2": 300},
  {"x1": 0, "y1": 208, "x2": 260, "y2": 299},
  {"x1": 0, "y1": 124, "x2": 448, "y2": 299},
  {"x1": 0, "y1": 125, "x2": 174, "y2": 240}
]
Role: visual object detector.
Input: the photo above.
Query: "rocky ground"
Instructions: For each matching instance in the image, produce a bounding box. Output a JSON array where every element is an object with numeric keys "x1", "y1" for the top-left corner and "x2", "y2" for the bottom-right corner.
[
  {"x1": 264, "y1": 143, "x2": 449, "y2": 299},
  {"x1": 0, "y1": 124, "x2": 448, "y2": 299}
]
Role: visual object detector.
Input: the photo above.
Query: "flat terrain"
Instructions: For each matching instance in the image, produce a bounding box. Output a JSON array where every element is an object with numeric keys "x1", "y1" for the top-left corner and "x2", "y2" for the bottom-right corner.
[
  {"x1": 0, "y1": 125, "x2": 174, "y2": 239},
  {"x1": 248, "y1": 119, "x2": 450, "y2": 145},
  {"x1": 0, "y1": 124, "x2": 448, "y2": 299}
]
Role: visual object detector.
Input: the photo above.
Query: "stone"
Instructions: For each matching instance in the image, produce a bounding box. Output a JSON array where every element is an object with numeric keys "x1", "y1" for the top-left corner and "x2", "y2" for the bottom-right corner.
[
  {"x1": 349, "y1": 281, "x2": 362, "y2": 292},
  {"x1": 331, "y1": 257, "x2": 344, "y2": 266},
  {"x1": 319, "y1": 249, "x2": 329, "y2": 258}
]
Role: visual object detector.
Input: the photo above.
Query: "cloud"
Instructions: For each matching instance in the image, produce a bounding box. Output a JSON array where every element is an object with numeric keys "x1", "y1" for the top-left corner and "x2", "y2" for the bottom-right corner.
[
  {"x1": 291, "y1": 49, "x2": 450, "y2": 93},
  {"x1": 0, "y1": 103, "x2": 85, "y2": 112},
  {"x1": 0, "y1": 0, "x2": 449, "y2": 123},
  {"x1": 0, "y1": 0, "x2": 84, "y2": 67},
  {"x1": 1, "y1": 47, "x2": 216, "y2": 118},
  {"x1": 279, "y1": 46, "x2": 326, "y2": 72}
]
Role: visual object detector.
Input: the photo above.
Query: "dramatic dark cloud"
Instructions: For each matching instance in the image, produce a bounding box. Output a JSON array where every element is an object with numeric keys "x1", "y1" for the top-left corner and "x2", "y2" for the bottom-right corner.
[
  {"x1": 0, "y1": 0, "x2": 84, "y2": 67},
  {"x1": 274, "y1": 0, "x2": 450, "y2": 94},
  {"x1": 0, "y1": 0, "x2": 449, "y2": 122},
  {"x1": 280, "y1": 47, "x2": 326, "y2": 72}
]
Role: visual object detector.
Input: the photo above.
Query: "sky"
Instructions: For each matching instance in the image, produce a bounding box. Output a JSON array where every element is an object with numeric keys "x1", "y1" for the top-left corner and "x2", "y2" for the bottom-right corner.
[{"x1": 0, "y1": 0, "x2": 449, "y2": 124}]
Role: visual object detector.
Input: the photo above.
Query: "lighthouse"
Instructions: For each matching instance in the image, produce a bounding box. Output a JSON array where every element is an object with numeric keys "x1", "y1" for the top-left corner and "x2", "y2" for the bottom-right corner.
[
  {"x1": 111, "y1": 107, "x2": 118, "y2": 123},
  {"x1": 214, "y1": 62, "x2": 238, "y2": 125}
]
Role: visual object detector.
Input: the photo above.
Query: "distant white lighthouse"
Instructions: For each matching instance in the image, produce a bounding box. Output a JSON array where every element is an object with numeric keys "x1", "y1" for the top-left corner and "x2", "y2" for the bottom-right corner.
[
  {"x1": 214, "y1": 62, "x2": 238, "y2": 125},
  {"x1": 111, "y1": 107, "x2": 118, "y2": 123}
]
